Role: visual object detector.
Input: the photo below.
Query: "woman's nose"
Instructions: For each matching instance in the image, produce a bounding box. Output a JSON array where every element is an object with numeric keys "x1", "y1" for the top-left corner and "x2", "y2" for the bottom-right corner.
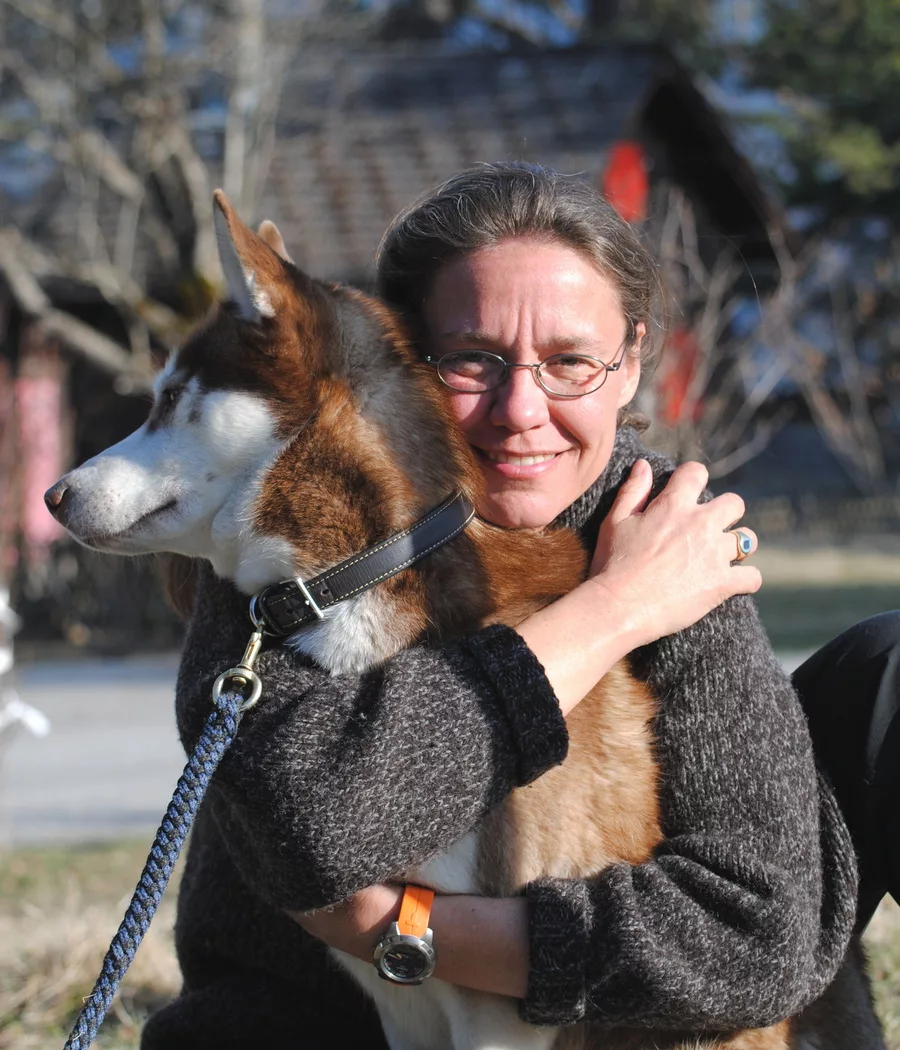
[{"x1": 488, "y1": 366, "x2": 550, "y2": 431}]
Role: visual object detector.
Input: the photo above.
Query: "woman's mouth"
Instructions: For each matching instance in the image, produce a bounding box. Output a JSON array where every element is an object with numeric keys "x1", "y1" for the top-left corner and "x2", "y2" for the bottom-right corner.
[
  {"x1": 475, "y1": 448, "x2": 564, "y2": 478},
  {"x1": 481, "y1": 450, "x2": 559, "y2": 465}
]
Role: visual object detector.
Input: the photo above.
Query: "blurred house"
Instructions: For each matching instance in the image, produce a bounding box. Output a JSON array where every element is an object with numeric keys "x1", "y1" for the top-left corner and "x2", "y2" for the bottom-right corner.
[
  {"x1": 0, "y1": 271, "x2": 173, "y2": 652},
  {"x1": 251, "y1": 43, "x2": 785, "y2": 289},
  {"x1": 0, "y1": 41, "x2": 789, "y2": 649}
]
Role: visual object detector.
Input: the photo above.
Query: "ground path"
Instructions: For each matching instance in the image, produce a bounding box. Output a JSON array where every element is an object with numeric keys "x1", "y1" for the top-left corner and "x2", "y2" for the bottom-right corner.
[
  {"x1": 0, "y1": 655, "x2": 183, "y2": 846},
  {"x1": 1, "y1": 649, "x2": 812, "y2": 847}
]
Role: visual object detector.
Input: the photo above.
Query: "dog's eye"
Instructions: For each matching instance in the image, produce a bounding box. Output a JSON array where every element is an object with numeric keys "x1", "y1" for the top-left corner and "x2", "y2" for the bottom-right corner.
[{"x1": 159, "y1": 388, "x2": 179, "y2": 408}]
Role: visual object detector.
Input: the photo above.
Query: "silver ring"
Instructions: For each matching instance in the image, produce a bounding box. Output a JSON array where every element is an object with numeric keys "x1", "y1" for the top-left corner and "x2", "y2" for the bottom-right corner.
[{"x1": 730, "y1": 528, "x2": 754, "y2": 562}]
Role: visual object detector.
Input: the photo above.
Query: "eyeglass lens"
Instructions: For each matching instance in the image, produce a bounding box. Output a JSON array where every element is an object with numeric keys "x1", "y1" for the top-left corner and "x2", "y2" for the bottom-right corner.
[{"x1": 436, "y1": 351, "x2": 611, "y2": 396}]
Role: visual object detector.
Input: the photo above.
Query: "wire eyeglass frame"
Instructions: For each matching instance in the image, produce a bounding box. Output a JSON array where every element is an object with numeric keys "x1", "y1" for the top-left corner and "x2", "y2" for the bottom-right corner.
[{"x1": 423, "y1": 340, "x2": 631, "y2": 399}]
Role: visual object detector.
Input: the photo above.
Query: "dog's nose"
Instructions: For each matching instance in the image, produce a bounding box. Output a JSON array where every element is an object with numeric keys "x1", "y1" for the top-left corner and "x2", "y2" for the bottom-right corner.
[{"x1": 44, "y1": 481, "x2": 70, "y2": 521}]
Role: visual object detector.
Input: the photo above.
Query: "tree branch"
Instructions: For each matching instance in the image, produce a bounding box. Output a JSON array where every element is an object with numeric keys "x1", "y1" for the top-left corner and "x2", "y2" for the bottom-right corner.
[{"x1": 0, "y1": 233, "x2": 151, "y2": 387}]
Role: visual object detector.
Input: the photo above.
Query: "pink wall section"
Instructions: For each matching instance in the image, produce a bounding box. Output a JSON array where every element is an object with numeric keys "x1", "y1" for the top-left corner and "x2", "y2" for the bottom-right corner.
[{"x1": 16, "y1": 373, "x2": 65, "y2": 550}]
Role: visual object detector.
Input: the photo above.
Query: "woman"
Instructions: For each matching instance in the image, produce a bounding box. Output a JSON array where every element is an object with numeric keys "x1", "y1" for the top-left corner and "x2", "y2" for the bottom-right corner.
[{"x1": 142, "y1": 163, "x2": 885, "y2": 1048}]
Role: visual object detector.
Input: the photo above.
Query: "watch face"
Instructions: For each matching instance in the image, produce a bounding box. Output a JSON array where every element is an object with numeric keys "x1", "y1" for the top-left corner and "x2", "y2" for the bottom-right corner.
[{"x1": 382, "y1": 943, "x2": 428, "y2": 982}]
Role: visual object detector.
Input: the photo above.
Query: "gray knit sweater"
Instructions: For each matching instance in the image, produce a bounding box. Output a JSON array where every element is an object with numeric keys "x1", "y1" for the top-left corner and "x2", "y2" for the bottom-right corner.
[{"x1": 142, "y1": 427, "x2": 857, "y2": 1049}]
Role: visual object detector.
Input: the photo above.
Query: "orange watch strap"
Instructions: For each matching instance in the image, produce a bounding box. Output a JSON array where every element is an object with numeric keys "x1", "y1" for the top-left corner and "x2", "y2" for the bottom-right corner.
[{"x1": 396, "y1": 884, "x2": 435, "y2": 938}]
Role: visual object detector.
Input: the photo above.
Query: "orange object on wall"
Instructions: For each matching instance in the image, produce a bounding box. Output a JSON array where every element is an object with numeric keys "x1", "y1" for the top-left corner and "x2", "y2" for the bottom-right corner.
[
  {"x1": 657, "y1": 326, "x2": 701, "y2": 426},
  {"x1": 601, "y1": 141, "x2": 649, "y2": 223}
]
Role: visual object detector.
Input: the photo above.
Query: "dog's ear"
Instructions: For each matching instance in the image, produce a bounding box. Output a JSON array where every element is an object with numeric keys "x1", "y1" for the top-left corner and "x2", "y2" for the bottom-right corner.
[
  {"x1": 257, "y1": 219, "x2": 294, "y2": 264},
  {"x1": 213, "y1": 190, "x2": 284, "y2": 323}
]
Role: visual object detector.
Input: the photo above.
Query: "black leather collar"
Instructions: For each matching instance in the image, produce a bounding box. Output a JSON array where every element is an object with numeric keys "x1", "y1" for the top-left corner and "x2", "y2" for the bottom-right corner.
[{"x1": 249, "y1": 491, "x2": 475, "y2": 637}]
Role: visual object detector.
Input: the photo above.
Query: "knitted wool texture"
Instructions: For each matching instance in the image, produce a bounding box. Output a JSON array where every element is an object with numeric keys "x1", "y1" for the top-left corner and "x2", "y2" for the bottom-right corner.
[{"x1": 142, "y1": 427, "x2": 857, "y2": 1049}]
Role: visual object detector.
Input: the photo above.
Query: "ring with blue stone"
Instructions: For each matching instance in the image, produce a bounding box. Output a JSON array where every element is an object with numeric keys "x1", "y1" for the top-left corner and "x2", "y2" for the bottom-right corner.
[{"x1": 730, "y1": 528, "x2": 754, "y2": 562}]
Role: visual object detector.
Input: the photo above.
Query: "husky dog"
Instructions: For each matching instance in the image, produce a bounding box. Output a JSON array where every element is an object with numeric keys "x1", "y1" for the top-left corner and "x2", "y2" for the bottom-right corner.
[{"x1": 45, "y1": 193, "x2": 882, "y2": 1050}]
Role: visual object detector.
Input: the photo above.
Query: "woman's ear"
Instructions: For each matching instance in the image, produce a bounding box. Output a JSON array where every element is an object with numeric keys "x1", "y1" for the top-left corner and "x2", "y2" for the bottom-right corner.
[{"x1": 616, "y1": 322, "x2": 644, "y2": 408}]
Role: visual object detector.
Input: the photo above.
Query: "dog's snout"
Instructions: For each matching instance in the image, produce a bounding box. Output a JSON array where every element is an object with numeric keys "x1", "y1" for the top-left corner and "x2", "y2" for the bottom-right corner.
[{"x1": 44, "y1": 480, "x2": 70, "y2": 521}]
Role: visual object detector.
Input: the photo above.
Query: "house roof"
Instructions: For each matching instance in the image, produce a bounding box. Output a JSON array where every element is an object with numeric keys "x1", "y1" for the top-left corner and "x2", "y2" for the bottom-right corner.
[
  {"x1": 3, "y1": 40, "x2": 787, "y2": 368},
  {"x1": 254, "y1": 43, "x2": 786, "y2": 286}
]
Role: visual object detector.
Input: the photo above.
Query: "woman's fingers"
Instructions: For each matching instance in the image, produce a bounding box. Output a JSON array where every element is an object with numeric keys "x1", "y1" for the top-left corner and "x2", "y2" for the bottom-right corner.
[
  {"x1": 707, "y1": 490, "x2": 746, "y2": 528},
  {"x1": 592, "y1": 460, "x2": 654, "y2": 574},
  {"x1": 608, "y1": 458, "x2": 653, "y2": 523},
  {"x1": 730, "y1": 562, "x2": 763, "y2": 595},
  {"x1": 724, "y1": 525, "x2": 758, "y2": 564},
  {"x1": 719, "y1": 525, "x2": 762, "y2": 595},
  {"x1": 590, "y1": 459, "x2": 768, "y2": 644},
  {"x1": 657, "y1": 461, "x2": 709, "y2": 506}
]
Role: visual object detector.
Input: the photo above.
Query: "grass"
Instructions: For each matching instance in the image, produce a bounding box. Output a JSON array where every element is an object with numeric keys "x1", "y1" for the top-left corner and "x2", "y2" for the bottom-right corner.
[
  {"x1": 0, "y1": 841, "x2": 181, "y2": 1050},
  {"x1": 868, "y1": 897, "x2": 900, "y2": 1048},
  {"x1": 0, "y1": 841, "x2": 898, "y2": 1048},
  {"x1": 752, "y1": 542, "x2": 900, "y2": 652},
  {"x1": 756, "y1": 583, "x2": 900, "y2": 652}
]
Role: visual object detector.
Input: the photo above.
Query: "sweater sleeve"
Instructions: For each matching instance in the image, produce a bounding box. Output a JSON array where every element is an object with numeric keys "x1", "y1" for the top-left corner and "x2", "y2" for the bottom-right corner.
[
  {"x1": 522, "y1": 593, "x2": 858, "y2": 1030},
  {"x1": 176, "y1": 562, "x2": 569, "y2": 911}
]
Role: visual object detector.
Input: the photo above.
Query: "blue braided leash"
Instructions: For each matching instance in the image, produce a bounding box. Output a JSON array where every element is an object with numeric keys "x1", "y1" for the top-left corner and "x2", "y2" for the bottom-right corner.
[{"x1": 62, "y1": 631, "x2": 264, "y2": 1050}]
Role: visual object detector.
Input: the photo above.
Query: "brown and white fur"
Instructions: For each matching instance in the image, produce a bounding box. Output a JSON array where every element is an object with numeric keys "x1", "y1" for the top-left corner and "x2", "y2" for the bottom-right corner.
[{"x1": 46, "y1": 194, "x2": 882, "y2": 1050}]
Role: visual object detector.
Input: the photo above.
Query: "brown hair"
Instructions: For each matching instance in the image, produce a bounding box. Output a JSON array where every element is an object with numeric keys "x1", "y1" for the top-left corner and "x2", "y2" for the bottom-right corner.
[{"x1": 375, "y1": 161, "x2": 662, "y2": 427}]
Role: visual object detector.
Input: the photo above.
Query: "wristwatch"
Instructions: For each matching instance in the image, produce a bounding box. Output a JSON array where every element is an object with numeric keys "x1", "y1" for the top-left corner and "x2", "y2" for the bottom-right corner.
[{"x1": 373, "y1": 884, "x2": 437, "y2": 985}]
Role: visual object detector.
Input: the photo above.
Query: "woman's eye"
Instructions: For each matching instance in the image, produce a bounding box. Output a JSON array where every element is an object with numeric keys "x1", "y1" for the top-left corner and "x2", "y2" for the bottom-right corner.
[
  {"x1": 448, "y1": 352, "x2": 494, "y2": 375},
  {"x1": 546, "y1": 355, "x2": 598, "y2": 375}
]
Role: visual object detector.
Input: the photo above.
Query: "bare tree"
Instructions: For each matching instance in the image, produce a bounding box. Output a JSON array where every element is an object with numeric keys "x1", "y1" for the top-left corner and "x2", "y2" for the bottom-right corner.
[
  {"x1": 0, "y1": 0, "x2": 304, "y2": 379},
  {"x1": 645, "y1": 187, "x2": 888, "y2": 491},
  {"x1": 763, "y1": 240, "x2": 887, "y2": 492},
  {"x1": 644, "y1": 187, "x2": 793, "y2": 478}
]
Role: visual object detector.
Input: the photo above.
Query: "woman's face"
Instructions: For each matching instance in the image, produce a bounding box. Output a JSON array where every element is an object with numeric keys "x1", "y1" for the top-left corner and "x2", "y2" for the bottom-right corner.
[{"x1": 423, "y1": 236, "x2": 642, "y2": 529}]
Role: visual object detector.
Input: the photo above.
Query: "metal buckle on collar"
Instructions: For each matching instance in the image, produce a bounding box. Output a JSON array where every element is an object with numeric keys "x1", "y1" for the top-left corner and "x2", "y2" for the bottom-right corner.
[
  {"x1": 248, "y1": 575, "x2": 325, "y2": 635},
  {"x1": 294, "y1": 576, "x2": 325, "y2": 620}
]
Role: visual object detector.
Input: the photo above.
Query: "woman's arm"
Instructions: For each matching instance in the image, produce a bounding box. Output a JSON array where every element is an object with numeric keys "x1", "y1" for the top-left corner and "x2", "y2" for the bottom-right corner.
[
  {"x1": 177, "y1": 570, "x2": 570, "y2": 912},
  {"x1": 519, "y1": 593, "x2": 857, "y2": 1029},
  {"x1": 291, "y1": 454, "x2": 856, "y2": 1029},
  {"x1": 178, "y1": 562, "x2": 648, "y2": 913},
  {"x1": 291, "y1": 883, "x2": 531, "y2": 998},
  {"x1": 294, "y1": 595, "x2": 856, "y2": 1028},
  {"x1": 178, "y1": 458, "x2": 758, "y2": 914},
  {"x1": 520, "y1": 458, "x2": 761, "y2": 715}
]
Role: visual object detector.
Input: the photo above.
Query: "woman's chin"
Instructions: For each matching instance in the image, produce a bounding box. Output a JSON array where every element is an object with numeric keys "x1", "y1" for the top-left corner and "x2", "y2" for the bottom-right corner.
[{"x1": 477, "y1": 492, "x2": 562, "y2": 531}]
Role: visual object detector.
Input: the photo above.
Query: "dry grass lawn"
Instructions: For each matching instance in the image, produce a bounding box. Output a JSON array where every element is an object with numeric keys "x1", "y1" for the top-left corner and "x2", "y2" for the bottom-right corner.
[
  {"x1": 0, "y1": 841, "x2": 180, "y2": 1050},
  {"x1": 750, "y1": 542, "x2": 900, "y2": 652},
  {"x1": 0, "y1": 840, "x2": 898, "y2": 1049},
  {"x1": 867, "y1": 895, "x2": 900, "y2": 1048}
]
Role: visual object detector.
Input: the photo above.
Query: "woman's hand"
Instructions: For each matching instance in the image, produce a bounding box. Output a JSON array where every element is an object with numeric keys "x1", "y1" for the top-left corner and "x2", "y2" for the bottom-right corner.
[
  {"x1": 589, "y1": 458, "x2": 761, "y2": 646},
  {"x1": 290, "y1": 887, "x2": 530, "y2": 998},
  {"x1": 517, "y1": 458, "x2": 760, "y2": 717}
]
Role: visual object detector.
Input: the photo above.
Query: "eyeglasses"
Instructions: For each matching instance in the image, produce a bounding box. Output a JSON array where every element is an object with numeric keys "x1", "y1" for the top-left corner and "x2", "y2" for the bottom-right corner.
[{"x1": 423, "y1": 343, "x2": 628, "y2": 399}]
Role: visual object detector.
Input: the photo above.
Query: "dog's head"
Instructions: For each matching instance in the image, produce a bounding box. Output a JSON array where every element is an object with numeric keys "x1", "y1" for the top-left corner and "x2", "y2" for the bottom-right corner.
[{"x1": 45, "y1": 193, "x2": 476, "y2": 592}]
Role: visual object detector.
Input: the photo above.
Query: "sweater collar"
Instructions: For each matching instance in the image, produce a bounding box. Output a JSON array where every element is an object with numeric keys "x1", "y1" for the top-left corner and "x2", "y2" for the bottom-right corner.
[{"x1": 553, "y1": 426, "x2": 645, "y2": 536}]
